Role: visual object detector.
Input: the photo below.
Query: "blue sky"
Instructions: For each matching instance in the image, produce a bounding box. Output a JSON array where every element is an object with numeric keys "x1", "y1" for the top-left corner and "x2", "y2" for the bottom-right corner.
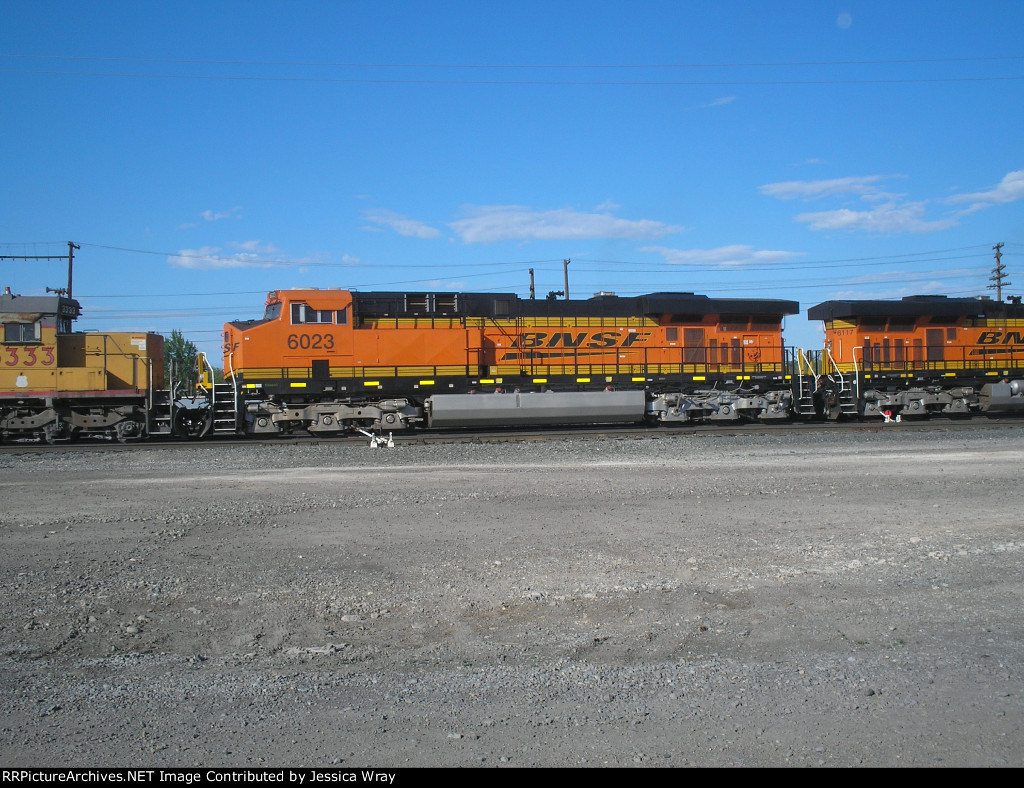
[{"x1": 2, "y1": 1, "x2": 1022, "y2": 359}]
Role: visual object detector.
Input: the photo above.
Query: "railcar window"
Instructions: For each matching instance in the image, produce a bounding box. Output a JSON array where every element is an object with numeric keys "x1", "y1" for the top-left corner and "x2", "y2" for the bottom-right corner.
[
  {"x1": 264, "y1": 303, "x2": 282, "y2": 321},
  {"x1": 3, "y1": 322, "x2": 38, "y2": 343},
  {"x1": 435, "y1": 294, "x2": 458, "y2": 313},
  {"x1": 405, "y1": 294, "x2": 430, "y2": 312},
  {"x1": 665, "y1": 327, "x2": 678, "y2": 342},
  {"x1": 290, "y1": 303, "x2": 335, "y2": 324},
  {"x1": 336, "y1": 307, "x2": 348, "y2": 325}
]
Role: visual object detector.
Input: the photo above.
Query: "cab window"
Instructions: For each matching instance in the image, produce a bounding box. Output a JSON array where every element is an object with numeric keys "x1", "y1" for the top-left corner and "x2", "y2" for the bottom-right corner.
[
  {"x1": 291, "y1": 303, "x2": 335, "y2": 325},
  {"x1": 3, "y1": 322, "x2": 38, "y2": 343}
]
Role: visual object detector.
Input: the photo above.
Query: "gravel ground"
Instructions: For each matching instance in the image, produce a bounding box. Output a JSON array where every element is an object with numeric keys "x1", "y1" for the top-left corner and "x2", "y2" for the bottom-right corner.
[{"x1": 0, "y1": 425, "x2": 1022, "y2": 768}]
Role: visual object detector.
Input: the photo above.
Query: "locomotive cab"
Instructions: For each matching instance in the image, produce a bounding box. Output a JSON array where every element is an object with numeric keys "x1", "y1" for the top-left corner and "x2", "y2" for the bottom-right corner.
[{"x1": 224, "y1": 288, "x2": 355, "y2": 389}]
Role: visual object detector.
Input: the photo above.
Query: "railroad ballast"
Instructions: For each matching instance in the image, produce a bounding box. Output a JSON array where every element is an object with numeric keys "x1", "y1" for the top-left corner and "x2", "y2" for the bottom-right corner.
[{"x1": 1, "y1": 285, "x2": 1023, "y2": 442}]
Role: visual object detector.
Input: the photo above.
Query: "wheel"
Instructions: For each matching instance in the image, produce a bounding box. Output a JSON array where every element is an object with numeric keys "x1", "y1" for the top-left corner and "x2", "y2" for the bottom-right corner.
[
  {"x1": 115, "y1": 420, "x2": 144, "y2": 443},
  {"x1": 173, "y1": 408, "x2": 213, "y2": 439}
]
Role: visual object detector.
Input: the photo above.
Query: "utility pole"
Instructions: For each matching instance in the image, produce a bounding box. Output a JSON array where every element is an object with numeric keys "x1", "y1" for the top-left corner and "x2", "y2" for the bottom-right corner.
[
  {"x1": 563, "y1": 259, "x2": 570, "y2": 300},
  {"x1": 0, "y1": 241, "x2": 79, "y2": 297},
  {"x1": 529, "y1": 268, "x2": 535, "y2": 299},
  {"x1": 66, "y1": 241, "x2": 79, "y2": 299},
  {"x1": 989, "y1": 242, "x2": 1010, "y2": 301}
]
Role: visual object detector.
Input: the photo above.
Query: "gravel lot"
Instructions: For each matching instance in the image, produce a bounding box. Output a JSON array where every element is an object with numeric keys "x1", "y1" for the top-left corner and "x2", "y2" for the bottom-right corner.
[{"x1": 1, "y1": 424, "x2": 1022, "y2": 768}]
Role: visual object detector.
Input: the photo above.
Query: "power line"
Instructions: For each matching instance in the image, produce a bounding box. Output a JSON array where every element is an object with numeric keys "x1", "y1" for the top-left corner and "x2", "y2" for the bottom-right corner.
[
  {"x1": 3, "y1": 53, "x2": 1022, "y2": 69},
  {"x1": 75, "y1": 242, "x2": 559, "y2": 270},
  {"x1": 4, "y1": 67, "x2": 1021, "y2": 87}
]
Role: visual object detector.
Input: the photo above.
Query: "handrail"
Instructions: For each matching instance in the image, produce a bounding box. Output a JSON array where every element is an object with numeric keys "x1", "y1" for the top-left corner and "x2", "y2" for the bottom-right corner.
[
  {"x1": 825, "y1": 346, "x2": 853, "y2": 399},
  {"x1": 852, "y1": 346, "x2": 862, "y2": 400},
  {"x1": 795, "y1": 347, "x2": 817, "y2": 379},
  {"x1": 225, "y1": 350, "x2": 239, "y2": 430}
]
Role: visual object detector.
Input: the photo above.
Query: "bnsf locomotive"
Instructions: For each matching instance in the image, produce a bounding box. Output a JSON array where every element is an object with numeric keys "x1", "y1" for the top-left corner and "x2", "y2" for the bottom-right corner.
[
  {"x1": 218, "y1": 288, "x2": 799, "y2": 436},
  {"x1": 810, "y1": 295, "x2": 1024, "y2": 419},
  {"x1": 2, "y1": 283, "x2": 1024, "y2": 443}
]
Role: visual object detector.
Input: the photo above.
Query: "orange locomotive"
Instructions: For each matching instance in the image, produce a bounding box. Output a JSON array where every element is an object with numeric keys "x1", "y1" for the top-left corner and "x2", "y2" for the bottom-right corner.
[
  {"x1": 218, "y1": 288, "x2": 800, "y2": 435},
  {"x1": 808, "y1": 295, "x2": 1024, "y2": 418}
]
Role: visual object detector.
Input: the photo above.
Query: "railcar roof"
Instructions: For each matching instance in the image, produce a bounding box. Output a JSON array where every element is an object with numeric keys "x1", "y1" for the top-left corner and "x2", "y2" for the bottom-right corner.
[
  {"x1": 351, "y1": 291, "x2": 799, "y2": 319},
  {"x1": 808, "y1": 295, "x2": 1024, "y2": 321}
]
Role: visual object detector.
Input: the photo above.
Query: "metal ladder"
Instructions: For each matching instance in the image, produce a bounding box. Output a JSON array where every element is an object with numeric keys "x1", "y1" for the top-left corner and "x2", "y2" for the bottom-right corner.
[
  {"x1": 147, "y1": 358, "x2": 174, "y2": 436},
  {"x1": 793, "y1": 348, "x2": 818, "y2": 416},
  {"x1": 198, "y1": 353, "x2": 240, "y2": 435},
  {"x1": 824, "y1": 348, "x2": 859, "y2": 417},
  {"x1": 209, "y1": 383, "x2": 238, "y2": 433}
]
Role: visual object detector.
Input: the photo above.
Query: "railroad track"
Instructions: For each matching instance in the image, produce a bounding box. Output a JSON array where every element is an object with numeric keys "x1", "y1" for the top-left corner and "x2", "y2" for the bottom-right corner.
[{"x1": 1, "y1": 416, "x2": 1022, "y2": 454}]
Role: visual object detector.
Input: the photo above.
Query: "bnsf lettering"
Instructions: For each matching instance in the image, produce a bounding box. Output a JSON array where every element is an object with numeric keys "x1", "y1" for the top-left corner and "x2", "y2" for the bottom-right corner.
[
  {"x1": 511, "y1": 331, "x2": 651, "y2": 349},
  {"x1": 977, "y1": 331, "x2": 1024, "y2": 345},
  {"x1": 547, "y1": 332, "x2": 588, "y2": 348}
]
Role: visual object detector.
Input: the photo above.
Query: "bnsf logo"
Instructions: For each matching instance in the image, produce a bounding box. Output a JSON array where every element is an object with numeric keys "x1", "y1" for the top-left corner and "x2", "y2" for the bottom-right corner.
[
  {"x1": 977, "y1": 331, "x2": 1024, "y2": 345},
  {"x1": 969, "y1": 331, "x2": 1024, "y2": 357},
  {"x1": 510, "y1": 331, "x2": 651, "y2": 349}
]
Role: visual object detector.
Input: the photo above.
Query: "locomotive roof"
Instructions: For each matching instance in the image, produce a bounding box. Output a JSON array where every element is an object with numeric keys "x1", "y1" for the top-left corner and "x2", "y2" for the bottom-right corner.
[
  {"x1": 808, "y1": 295, "x2": 1024, "y2": 321},
  {"x1": 0, "y1": 291, "x2": 81, "y2": 319},
  {"x1": 350, "y1": 290, "x2": 799, "y2": 319}
]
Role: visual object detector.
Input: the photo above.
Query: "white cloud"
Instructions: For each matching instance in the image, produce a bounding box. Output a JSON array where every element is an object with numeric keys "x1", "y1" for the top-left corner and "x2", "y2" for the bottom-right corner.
[
  {"x1": 828, "y1": 283, "x2": 961, "y2": 300},
  {"x1": 837, "y1": 12, "x2": 853, "y2": 30},
  {"x1": 232, "y1": 240, "x2": 281, "y2": 254},
  {"x1": 759, "y1": 176, "x2": 889, "y2": 200},
  {"x1": 363, "y1": 210, "x2": 441, "y2": 239},
  {"x1": 417, "y1": 279, "x2": 468, "y2": 290},
  {"x1": 640, "y1": 244, "x2": 803, "y2": 268},
  {"x1": 450, "y1": 205, "x2": 682, "y2": 243},
  {"x1": 946, "y1": 169, "x2": 1024, "y2": 213},
  {"x1": 687, "y1": 96, "x2": 737, "y2": 110},
  {"x1": 795, "y1": 202, "x2": 958, "y2": 233},
  {"x1": 201, "y1": 208, "x2": 240, "y2": 222},
  {"x1": 840, "y1": 268, "x2": 979, "y2": 286},
  {"x1": 764, "y1": 169, "x2": 1023, "y2": 235},
  {"x1": 168, "y1": 246, "x2": 279, "y2": 270},
  {"x1": 178, "y1": 207, "x2": 242, "y2": 230}
]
